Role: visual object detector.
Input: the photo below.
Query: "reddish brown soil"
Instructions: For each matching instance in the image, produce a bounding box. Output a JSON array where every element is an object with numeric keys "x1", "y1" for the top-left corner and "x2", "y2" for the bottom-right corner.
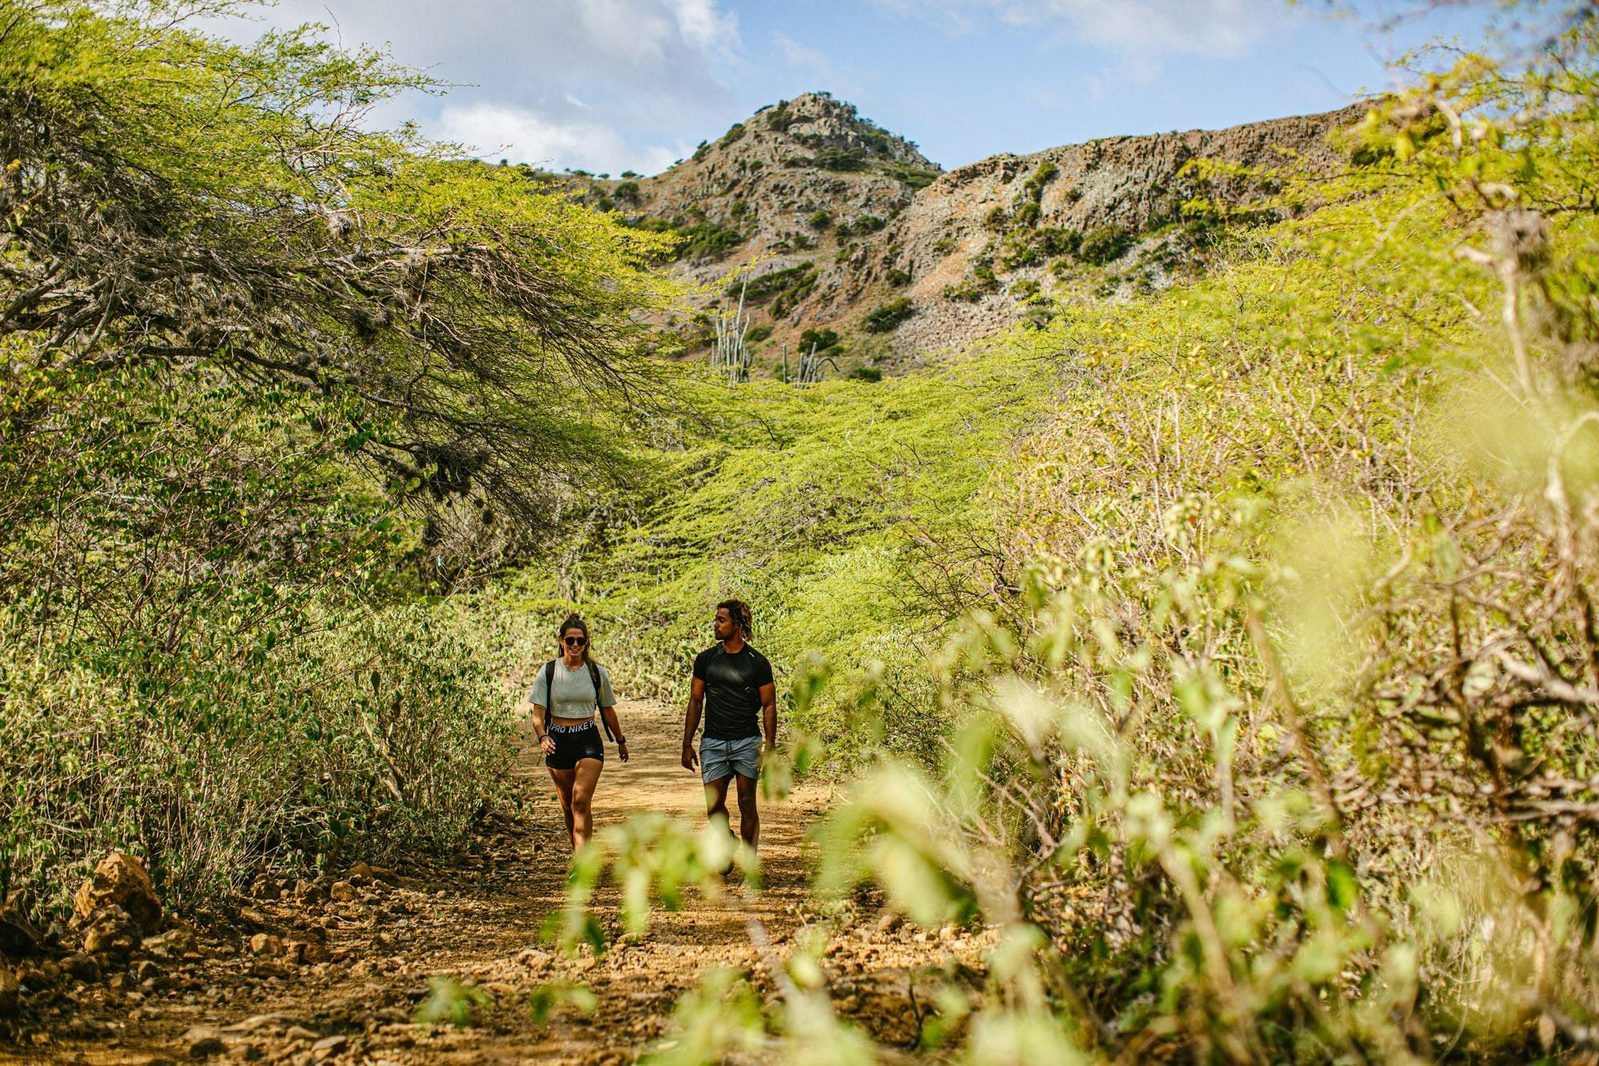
[{"x1": 5, "y1": 699, "x2": 989, "y2": 1065}]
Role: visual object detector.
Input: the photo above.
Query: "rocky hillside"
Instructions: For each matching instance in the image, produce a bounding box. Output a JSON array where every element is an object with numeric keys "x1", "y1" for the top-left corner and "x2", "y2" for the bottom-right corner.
[{"x1": 562, "y1": 92, "x2": 1362, "y2": 375}]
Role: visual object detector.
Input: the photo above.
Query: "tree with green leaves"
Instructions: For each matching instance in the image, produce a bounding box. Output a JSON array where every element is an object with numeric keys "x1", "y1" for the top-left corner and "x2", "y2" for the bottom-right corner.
[{"x1": 0, "y1": 0, "x2": 680, "y2": 911}]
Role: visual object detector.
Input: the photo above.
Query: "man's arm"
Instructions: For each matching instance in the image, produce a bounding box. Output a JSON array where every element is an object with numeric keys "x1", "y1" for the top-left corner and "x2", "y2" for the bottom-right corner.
[
  {"x1": 759, "y1": 682, "x2": 777, "y2": 752},
  {"x1": 682, "y1": 677, "x2": 705, "y2": 771}
]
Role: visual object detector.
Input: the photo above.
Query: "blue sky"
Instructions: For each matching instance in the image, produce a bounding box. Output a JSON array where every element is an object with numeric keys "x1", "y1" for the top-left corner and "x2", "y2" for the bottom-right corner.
[{"x1": 207, "y1": 1, "x2": 1486, "y2": 175}]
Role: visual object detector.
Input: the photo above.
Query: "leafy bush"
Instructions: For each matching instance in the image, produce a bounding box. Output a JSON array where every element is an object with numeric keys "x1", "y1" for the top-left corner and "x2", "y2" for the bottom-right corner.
[
  {"x1": 0, "y1": 0, "x2": 667, "y2": 917},
  {"x1": 2, "y1": 602, "x2": 512, "y2": 912},
  {"x1": 808, "y1": 209, "x2": 833, "y2": 230},
  {"x1": 863, "y1": 297, "x2": 915, "y2": 333},
  {"x1": 1077, "y1": 224, "x2": 1133, "y2": 264},
  {"x1": 745, "y1": 323, "x2": 774, "y2": 343},
  {"x1": 554, "y1": 12, "x2": 1599, "y2": 1061},
  {"x1": 798, "y1": 327, "x2": 842, "y2": 355}
]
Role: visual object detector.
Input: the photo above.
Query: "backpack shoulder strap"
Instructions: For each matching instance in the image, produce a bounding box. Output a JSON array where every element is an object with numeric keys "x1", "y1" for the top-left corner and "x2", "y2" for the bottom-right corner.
[
  {"x1": 588, "y1": 662, "x2": 616, "y2": 743},
  {"x1": 541, "y1": 660, "x2": 556, "y2": 704}
]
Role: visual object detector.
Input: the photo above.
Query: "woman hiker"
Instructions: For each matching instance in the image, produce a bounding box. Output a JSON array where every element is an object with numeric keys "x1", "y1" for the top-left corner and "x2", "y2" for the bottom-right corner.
[{"x1": 529, "y1": 613, "x2": 628, "y2": 850}]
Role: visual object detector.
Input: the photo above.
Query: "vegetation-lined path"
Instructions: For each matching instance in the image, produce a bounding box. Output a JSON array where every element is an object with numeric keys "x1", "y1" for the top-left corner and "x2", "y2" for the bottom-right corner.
[{"x1": 24, "y1": 700, "x2": 828, "y2": 1065}]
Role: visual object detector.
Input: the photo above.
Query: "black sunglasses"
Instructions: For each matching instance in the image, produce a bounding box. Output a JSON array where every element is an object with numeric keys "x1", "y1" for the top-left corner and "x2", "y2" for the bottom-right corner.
[{"x1": 563, "y1": 636, "x2": 587, "y2": 646}]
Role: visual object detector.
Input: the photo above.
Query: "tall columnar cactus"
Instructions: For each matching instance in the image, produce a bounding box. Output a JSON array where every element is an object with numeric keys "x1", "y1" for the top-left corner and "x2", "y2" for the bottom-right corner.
[{"x1": 711, "y1": 279, "x2": 752, "y2": 384}]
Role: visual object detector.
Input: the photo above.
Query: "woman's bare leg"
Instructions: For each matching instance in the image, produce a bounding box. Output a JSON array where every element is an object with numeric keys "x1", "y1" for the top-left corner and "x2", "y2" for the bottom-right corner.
[
  {"x1": 548, "y1": 767, "x2": 577, "y2": 845},
  {"x1": 569, "y1": 759, "x2": 604, "y2": 849}
]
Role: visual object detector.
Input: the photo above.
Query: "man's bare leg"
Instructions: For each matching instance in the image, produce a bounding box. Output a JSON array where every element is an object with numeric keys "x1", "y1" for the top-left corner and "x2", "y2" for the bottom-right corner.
[{"x1": 734, "y1": 772, "x2": 759, "y2": 849}]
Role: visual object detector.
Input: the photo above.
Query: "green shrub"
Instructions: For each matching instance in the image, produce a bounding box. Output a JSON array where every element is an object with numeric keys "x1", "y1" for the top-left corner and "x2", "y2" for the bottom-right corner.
[
  {"x1": 798, "y1": 327, "x2": 841, "y2": 354},
  {"x1": 1, "y1": 603, "x2": 512, "y2": 912},
  {"x1": 745, "y1": 323, "x2": 774, "y2": 343},
  {"x1": 1077, "y1": 224, "x2": 1133, "y2": 264},
  {"x1": 808, "y1": 209, "x2": 832, "y2": 230},
  {"x1": 863, "y1": 297, "x2": 915, "y2": 333}
]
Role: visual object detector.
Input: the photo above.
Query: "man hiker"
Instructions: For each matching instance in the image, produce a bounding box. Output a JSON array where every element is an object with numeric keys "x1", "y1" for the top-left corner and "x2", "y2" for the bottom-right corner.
[{"x1": 682, "y1": 599, "x2": 777, "y2": 850}]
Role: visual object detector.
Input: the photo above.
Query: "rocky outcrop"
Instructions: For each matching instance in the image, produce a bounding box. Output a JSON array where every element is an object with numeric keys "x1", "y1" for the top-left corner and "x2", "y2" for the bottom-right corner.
[
  {"x1": 72, "y1": 851, "x2": 162, "y2": 936},
  {"x1": 566, "y1": 93, "x2": 1365, "y2": 373}
]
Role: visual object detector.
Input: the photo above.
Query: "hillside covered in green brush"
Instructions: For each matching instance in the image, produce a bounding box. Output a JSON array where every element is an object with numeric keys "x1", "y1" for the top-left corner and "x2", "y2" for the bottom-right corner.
[{"x1": 7, "y1": 1, "x2": 1599, "y2": 1061}]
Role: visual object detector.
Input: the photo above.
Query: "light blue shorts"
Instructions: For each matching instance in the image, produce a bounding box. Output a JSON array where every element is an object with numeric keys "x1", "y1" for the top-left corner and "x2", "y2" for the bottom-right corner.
[{"x1": 701, "y1": 735, "x2": 762, "y2": 783}]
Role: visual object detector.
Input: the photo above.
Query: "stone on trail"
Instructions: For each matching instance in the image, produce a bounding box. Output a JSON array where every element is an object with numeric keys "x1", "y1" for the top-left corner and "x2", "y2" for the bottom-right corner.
[
  {"x1": 183, "y1": 1024, "x2": 227, "y2": 1058},
  {"x1": 312, "y1": 1033, "x2": 349, "y2": 1057},
  {"x1": 73, "y1": 851, "x2": 162, "y2": 934},
  {"x1": 81, "y1": 904, "x2": 139, "y2": 958},
  {"x1": 248, "y1": 933, "x2": 282, "y2": 956},
  {"x1": 61, "y1": 952, "x2": 101, "y2": 981},
  {"x1": 143, "y1": 927, "x2": 198, "y2": 959},
  {"x1": 328, "y1": 881, "x2": 358, "y2": 902},
  {"x1": 0, "y1": 963, "x2": 19, "y2": 1017},
  {"x1": 0, "y1": 895, "x2": 43, "y2": 958}
]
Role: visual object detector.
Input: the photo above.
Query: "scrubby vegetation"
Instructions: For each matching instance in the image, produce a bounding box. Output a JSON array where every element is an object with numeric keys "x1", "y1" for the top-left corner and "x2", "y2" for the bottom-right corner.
[
  {"x1": 548, "y1": 7, "x2": 1599, "y2": 1062},
  {"x1": 12, "y1": 1, "x2": 1599, "y2": 1062},
  {"x1": 863, "y1": 297, "x2": 916, "y2": 332},
  {"x1": 0, "y1": 0, "x2": 675, "y2": 914}
]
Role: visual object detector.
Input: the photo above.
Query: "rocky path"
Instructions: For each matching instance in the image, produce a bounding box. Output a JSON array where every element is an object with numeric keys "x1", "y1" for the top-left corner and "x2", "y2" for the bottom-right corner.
[{"x1": 10, "y1": 699, "x2": 842, "y2": 1065}]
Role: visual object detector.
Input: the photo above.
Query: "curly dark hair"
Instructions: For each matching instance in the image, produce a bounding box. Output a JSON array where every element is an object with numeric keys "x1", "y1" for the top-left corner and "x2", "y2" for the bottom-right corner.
[{"x1": 717, "y1": 598, "x2": 753, "y2": 640}]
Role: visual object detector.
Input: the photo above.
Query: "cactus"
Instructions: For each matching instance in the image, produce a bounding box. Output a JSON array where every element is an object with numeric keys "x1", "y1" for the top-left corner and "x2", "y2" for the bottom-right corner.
[
  {"x1": 793, "y1": 340, "x2": 837, "y2": 385},
  {"x1": 711, "y1": 278, "x2": 752, "y2": 384}
]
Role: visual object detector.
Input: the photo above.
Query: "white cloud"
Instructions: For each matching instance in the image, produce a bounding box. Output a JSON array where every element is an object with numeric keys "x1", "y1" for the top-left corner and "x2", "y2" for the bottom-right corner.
[
  {"x1": 773, "y1": 31, "x2": 829, "y2": 70},
  {"x1": 875, "y1": 0, "x2": 1285, "y2": 57},
  {"x1": 438, "y1": 102, "x2": 681, "y2": 175},
  {"x1": 669, "y1": 0, "x2": 740, "y2": 52},
  {"x1": 201, "y1": 0, "x2": 740, "y2": 174}
]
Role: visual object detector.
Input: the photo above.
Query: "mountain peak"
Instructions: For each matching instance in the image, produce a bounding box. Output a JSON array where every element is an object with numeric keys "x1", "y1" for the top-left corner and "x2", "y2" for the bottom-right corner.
[{"x1": 677, "y1": 92, "x2": 939, "y2": 182}]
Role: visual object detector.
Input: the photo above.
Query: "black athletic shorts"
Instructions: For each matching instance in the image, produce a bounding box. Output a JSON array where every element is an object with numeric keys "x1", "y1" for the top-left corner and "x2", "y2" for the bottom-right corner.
[{"x1": 545, "y1": 720, "x2": 604, "y2": 770}]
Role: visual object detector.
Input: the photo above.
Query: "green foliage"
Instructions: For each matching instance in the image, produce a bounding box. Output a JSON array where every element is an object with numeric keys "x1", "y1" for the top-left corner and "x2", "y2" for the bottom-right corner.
[
  {"x1": 746, "y1": 323, "x2": 774, "y2": 343},
  {"x1": 798, "y1": 327, "x2": 842, "y2": 355},
  {"x1": 556, "y1": 10, "x2": 1599, "y2": 1061},
  {"x1": 670, "y1": 220, "x2": 746, "y2": 260},
  {"x1": 1076, "y1": 224, "x2": 1133, "y2": 265},
  {"x1": 0, "y1": 0, "x2": 665, "y2": 916},
  {"x1": 808, "y1": 209, "x2": 833, "y2": 230},
  {"x1": 839, "y1": 214, "x2": 886, "y2": 238},
  {"x1": 507, "y1": 334, "x2": 1047, "y2": 762},
  {"x1": 2, "y1": 601, "x2": 513, "y2": 911},
  {"x1": 862, "y1": 297, "x2": 915, "y2": 333},
  {"x1": 415, "y1": 976, "x2": 491, "y2": 1027},
  {"x1": 1022, "y1": 160, "x2": 1059, "y2": 202}
]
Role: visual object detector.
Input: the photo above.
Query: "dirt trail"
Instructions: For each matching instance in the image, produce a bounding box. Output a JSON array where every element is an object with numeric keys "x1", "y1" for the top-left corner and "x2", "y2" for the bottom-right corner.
[{"x1": 17, "y1": 698, "x2": 836, "y2": 1065}]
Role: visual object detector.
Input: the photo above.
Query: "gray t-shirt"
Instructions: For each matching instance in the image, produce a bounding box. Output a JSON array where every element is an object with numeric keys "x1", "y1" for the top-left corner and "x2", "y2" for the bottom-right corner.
[{"x1": 529, "y1": 660, "x2": 616, "y2": 720}]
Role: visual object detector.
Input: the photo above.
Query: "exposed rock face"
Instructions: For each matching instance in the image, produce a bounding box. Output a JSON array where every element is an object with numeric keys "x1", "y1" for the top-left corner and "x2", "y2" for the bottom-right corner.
[
  {"x1": 567, "y1": 92, "x2": 1364, "y2": 370},
  {"x1": 72, "y1": 851, "x2": 162, "y2": 937}
]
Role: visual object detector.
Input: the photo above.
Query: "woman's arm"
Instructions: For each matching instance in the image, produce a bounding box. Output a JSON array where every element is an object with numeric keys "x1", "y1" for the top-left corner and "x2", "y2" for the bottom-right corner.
[
  {"x1": 600, "y1": 704, "x2": 628, "y2": 762},
  {"x1": 531, "y1": 702, "x2": 555, "y2": 756}
]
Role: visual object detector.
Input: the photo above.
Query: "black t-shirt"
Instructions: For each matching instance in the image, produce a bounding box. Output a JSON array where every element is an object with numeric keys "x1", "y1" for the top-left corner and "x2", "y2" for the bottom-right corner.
[{"x1": 693, "y1": 643, "x2": 774, "y2": 740}]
